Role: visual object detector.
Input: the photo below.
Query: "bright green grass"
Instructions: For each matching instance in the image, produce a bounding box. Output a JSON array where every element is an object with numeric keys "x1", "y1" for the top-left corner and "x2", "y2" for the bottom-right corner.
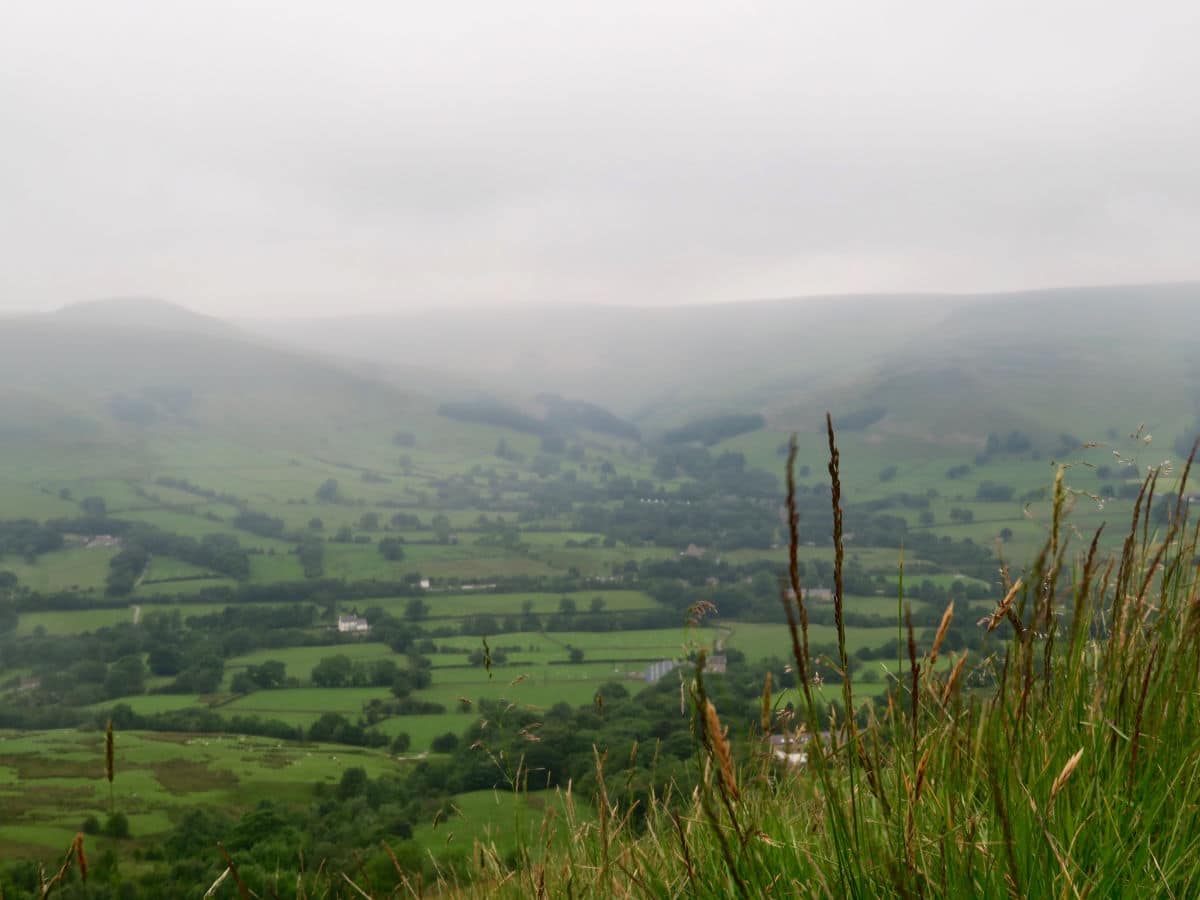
[
  {"x1": 723, "y1": 620, "x2": 901, "y2": 661},
  {"x1": 86, "y1": 694, "x2": 208, "y2": 715},
  {"x1": 409, "y1": 788, "x2": 582, "y2": 860},
  {"x1": 0, "y1": 482, "x2": 79, "y2": 520},
  {"x1": 247, "y1": 551, "x2": 304, "y2": 582},
  {"x1": 15, "y1": 607, "x2": 134, "y2": 636},
  {"x1": 370, "y1": 713, "x2": 470, "y2": 748},
  {"x1": 2, "y1": 546, "x2": 117, "y2": 593},
  {"x1": 418, "y1": 670, "x2": 639, "y2": 712},
  {"x1": 220, "y1": 687, "x2": 393, "y2": 719}
]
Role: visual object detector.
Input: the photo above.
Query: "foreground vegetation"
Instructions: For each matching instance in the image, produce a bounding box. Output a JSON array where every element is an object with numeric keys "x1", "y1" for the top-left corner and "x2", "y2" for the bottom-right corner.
[
  {"x1": 5, "y1": 421, "x2": 1198, "y2": 897},
  {"x1": 463, "y1": 429, "x2": 1200, "y2": 898}
]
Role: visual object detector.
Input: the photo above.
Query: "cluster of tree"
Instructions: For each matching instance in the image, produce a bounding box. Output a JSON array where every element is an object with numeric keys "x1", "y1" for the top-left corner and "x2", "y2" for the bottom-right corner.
[
  {"x1": 651, "y1": 446, "x2": 778, "y2": 496},
  {"x1": 0, "y1": 519, "x2": 64, "y2": 562},
  {"x1": 438, "y1": 400, "x2": 550, "y2": 436},
  {"x1": 388, "y1": 512, "x2": 422, "y2": 529},
  {"x1": 978, "y1": 430, "x2": 1034, "y2": 462},
  {"x1": 233, "y1": 510, "x2": 287, "y2": 538},
  {"x1": 536, "y1": 393, "x2": 642, "y2": 441},
  {"x1": 230, "y1": 659, "x2": 292, "y2": 693},
  {"x1": 377, "y1": 536, "x2": 405, "y2": 560},
  {"x1": 297, "y1": 536, "x2": 325, "y2": 577},
  {"x1": 835, "y1": 406, "x2": 888, "y2": 431},
  {"x1": 661, "y1": 412, "x2": 765, "y2": 446},
  {"x1": 975, "y1": 481, "x2": 1016, "y2": 502},
  {"x1": 155, "y1": 476, "x2": 246, "y2": 509},
  {"x1": 310, "y1": 654, "x2": 423, "y2": 690},
  {"x1": 494, "y1": 437, "x2": 525, "y2": 462},
  {"x1": 0, "y1": 576, "x2": 16, "y2": 633},
  {"x1": 316, "y1": 478, "x2": 340, "y2": 502},
  {"x1": 105, "y1": 524, "x2": 251, "y2": 595},
  {"x1": 1, "y1": 602, "x2": 329, "y2": 707}
]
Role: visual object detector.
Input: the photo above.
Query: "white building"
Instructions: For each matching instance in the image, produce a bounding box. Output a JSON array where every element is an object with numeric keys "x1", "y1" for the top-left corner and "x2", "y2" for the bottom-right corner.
[{"x1": 337, "y1": 614, "x2": 370, "y2": 633}]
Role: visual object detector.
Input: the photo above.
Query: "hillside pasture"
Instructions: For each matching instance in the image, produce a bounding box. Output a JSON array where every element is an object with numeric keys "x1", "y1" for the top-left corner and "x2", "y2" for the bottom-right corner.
[
  {"x1": 1, "y1": 546, "x2": 117, "y2": 594},
  {"x1": 0, "y1": 729, "x2": 397, "y2": 854}
]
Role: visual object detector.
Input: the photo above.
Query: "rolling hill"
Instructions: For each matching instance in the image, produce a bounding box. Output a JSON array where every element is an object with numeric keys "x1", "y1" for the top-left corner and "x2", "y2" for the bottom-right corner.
[
  {"x1": 243, "y1": 283, "x2": 1200, "y2": 446},
  {"x1": 0, "y1": 298, "x2": 430, "y2": 447},
  {"x1": 5, "y1": 285, "x2": 1197, "y2": 458}
]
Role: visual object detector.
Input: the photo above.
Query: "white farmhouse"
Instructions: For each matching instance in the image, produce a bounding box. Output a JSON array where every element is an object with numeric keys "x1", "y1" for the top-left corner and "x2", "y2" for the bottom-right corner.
[{"x1": 337, "y1": 614, "x2": 370, "y2": 634}]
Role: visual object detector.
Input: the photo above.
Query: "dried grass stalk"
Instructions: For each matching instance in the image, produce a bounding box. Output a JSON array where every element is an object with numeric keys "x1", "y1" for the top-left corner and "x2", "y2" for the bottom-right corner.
[
  {"x1": 930, "y1": 601, "x2": 955, "y2": 665},
  {"x1": 1050, "y1": 748, "x2": 1084, "y2": 803},
  {"x1": 987, "y1": 579, "x2": 1025, "y2": 632},
  {"x1": 704, "y1": 700, "x2": 739, "y2": 801}
]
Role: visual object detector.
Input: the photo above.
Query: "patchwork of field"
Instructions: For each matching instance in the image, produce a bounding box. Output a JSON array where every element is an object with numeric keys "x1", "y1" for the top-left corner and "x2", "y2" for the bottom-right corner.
[
  {"x1": 0, "y1": 425, "x2": 1142, "y2": 602},
  {"x1": 0, "y1": 415, "x2": 1167, "y2": 869},
  {"x1": 0, "y1": 729, "x2": 397, "y2": 854}
]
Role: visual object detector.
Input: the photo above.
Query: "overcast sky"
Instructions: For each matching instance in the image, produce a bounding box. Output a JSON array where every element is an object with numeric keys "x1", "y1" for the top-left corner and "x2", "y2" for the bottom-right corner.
[{"x1": 3, "y1": 2, "x2": 1198, "y2": 317}]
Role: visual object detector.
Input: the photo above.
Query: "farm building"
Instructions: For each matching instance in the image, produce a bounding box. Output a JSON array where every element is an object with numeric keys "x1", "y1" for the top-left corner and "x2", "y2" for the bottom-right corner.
[{"x1": 337, "y1": 614, "x2": 370, "y2": 634}]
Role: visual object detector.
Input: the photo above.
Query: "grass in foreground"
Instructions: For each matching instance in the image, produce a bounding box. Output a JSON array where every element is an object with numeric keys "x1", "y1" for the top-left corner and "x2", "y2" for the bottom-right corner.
[{"x1": 447, "y1": 425, "x2": 1200, "y2": 898}]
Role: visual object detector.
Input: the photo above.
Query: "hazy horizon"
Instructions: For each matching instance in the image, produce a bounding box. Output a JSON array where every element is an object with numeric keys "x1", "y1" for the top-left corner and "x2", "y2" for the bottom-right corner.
[
  {"x1": 3, "y1": 278, "x2": 1199, "y2": 325},
  {"x1": 5, "y1": 2, "x2": 1200, "y2": 318}
]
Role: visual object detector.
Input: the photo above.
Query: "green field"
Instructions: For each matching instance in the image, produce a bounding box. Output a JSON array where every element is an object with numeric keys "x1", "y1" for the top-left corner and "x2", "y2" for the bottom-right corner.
[
  {"x1": 15, "y1": 607, "x2": 135, "y2": 637},
  {"x1": 13, "y1": 602, "x2": 295, "y2": 637},
  {"x1": 363, "y1": 589, "x2": 660, "y2": 620},
  {"x1": 0, "y1": 729, "x2": 399, "y2": 854},
  {"x1": 1, "y1": 547, "x2": 117, "y2": 594},
  {"x1": 409, "y1": 788, "x2": 583, "y2": 861},
  {"x1": 723, "y1": 621, "x2": 901, "y2": 661}
]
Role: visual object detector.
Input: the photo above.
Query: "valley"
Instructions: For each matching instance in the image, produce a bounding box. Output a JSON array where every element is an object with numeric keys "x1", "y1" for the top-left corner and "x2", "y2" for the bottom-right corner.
[{"x1": 1, "y1": 289, "x2": 1197, "y2": 893}]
